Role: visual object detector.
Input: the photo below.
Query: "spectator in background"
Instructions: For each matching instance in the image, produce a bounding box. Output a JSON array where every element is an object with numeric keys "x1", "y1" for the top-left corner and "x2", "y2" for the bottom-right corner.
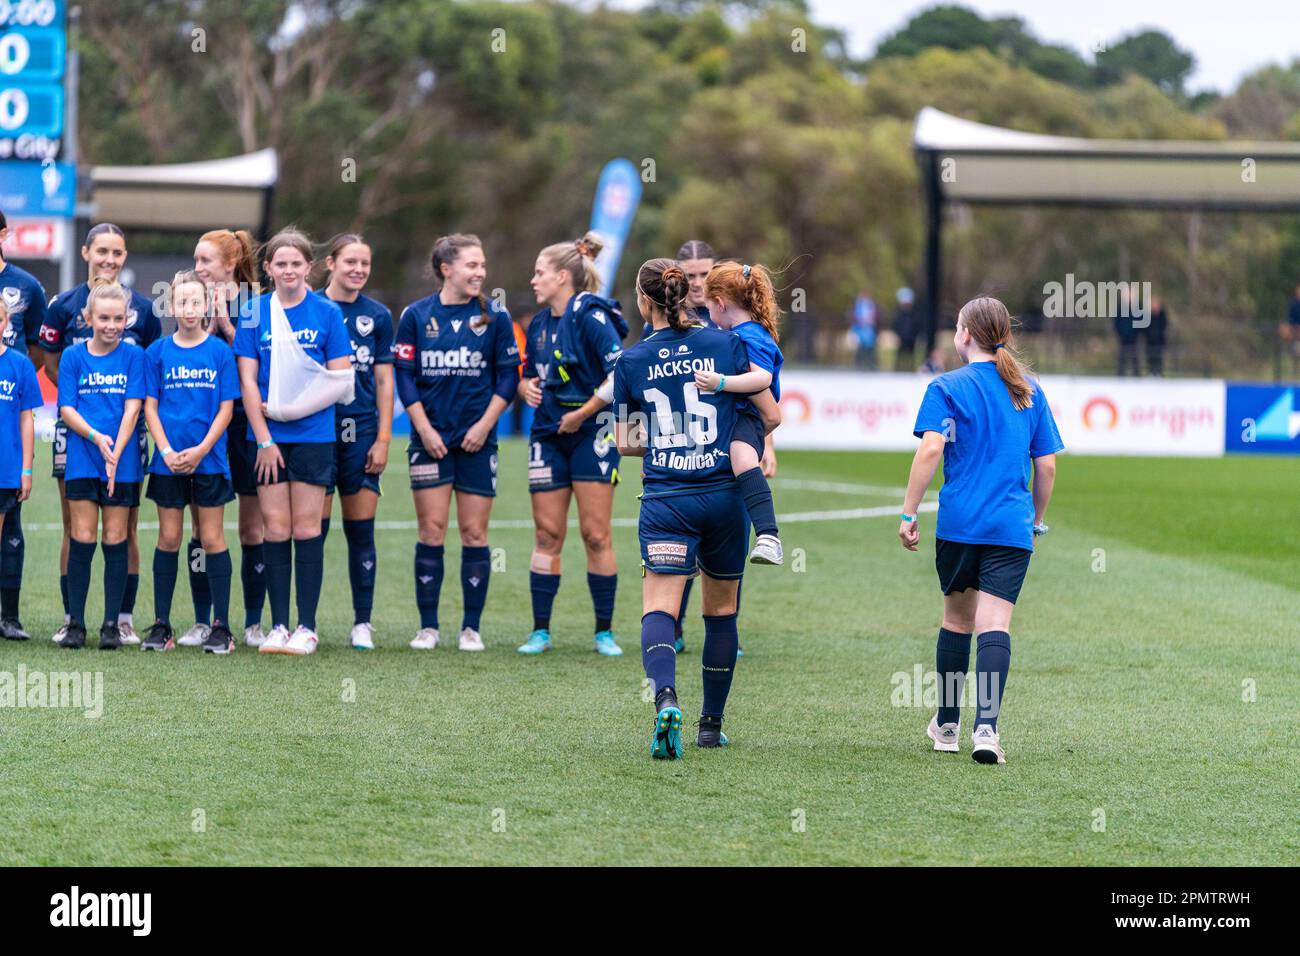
[
  {"x1": 1114, "y1": 288, "x2": 1140, "y2": 377},
  {"x1": 892, "y1": 287, "x2": 918, "y2": 371},
  {"x1": 1143, "y1": 295, "x2": 1168, "y2": 377},
  {"x1": 920, "y1": 346, "x2": 946, "y2": 376},
  {"x1": 1282, "y1": 285, "x2": 1300, "y2": 378},
  {"x1": 850, "y1": 289, "x2": 877, "y2": 369}
]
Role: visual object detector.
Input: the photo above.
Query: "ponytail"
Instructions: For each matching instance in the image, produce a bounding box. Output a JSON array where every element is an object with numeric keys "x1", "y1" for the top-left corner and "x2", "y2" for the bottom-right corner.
[
  {"x1": 705, "y1": 261, "x2": 781, "y2": 343},
  {"x1": 540, "y1": 231, "x2": 604, "y2": 295},
  {"x1": 959, "y1": 297, "x2": 1034, "y2": 411},
  {"x1": 637, "y1": 259, "x2": 690, "y2": 331}
]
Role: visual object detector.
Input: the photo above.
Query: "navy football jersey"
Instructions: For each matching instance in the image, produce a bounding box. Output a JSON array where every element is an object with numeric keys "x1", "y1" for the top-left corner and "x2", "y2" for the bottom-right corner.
[
  {"x1": 525, "y1": 291, "x2": 627, "y2": 438},
  {"x1": 641, "y1": 304, "x2": 714, "y2": 341},
  {"x1": 0, "y1": 262, "x2": 49, "y2": 348},
  {"x1": 612, "y1": 324, "x2": 750, "y2": 499},
  {"x1": 316, "y1": 290, "x2": 395, "y2": 420},
  {"x1": 39, "y1": 282, "x2": 162, "y2": 354},
  {"x1": 394, "y1": 293, "x2": 519, "y2": 448}
]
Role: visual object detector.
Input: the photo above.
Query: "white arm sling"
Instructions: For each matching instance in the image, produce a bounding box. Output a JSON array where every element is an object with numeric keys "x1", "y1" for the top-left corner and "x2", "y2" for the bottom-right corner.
[{"x1": 264, "y1": 293, "x2": 355, "y2": 422}]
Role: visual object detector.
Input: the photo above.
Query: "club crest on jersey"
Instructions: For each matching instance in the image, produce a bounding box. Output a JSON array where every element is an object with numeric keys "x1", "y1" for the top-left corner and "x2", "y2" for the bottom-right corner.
[
  {"x1": 593, "y1": 435, "x2": 612, "y2": 458},
  {"x1": 125, "y1": 309, "x2": 138, "y2": 328},
  {"x1": 1, "y1": 287, "x2": 21, "y2": 309},
  {"x1": 355, "y1": 315, "x2": 374, "y2": 338}
]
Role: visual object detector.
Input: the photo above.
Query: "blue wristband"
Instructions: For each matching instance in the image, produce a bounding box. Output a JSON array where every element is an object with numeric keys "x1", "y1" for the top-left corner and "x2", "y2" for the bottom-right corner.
[
  {"x1": 21, "y1": 468, "x2": 31, "y2": 477},
  {"x1": 714, "y1": 374, "x2": 726, "y2": 394},
  {"x1": 900, "y1": 513, "x2": 916, "y2": 523},
  {"x1": 258, "y1": 439, "x2": 276, "y2": 450}
]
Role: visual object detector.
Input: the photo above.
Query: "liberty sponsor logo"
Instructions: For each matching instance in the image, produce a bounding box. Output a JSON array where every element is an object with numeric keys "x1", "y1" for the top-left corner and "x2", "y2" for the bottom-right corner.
[
  {"x1": 79, "y1": 371, "x2": 129, "y2": 388},
  {"x1": 259, "y1": 327, "x2": 320, "y2": 347},
  {"x1": 421, "y1": 345, "x2": 488, "y2": 371},
  {"x1": 49, "y1": 886, "x2": 151, "y2": 936},
  {"x1": 647, "y1": 541, "x2": 688, "y2": 566},
  {"x1": 0, "y1": 378, "x2": 17, "y2": 397},
  {"x1": 164, "y1": 364, "x2": 219, "y2": 384}
]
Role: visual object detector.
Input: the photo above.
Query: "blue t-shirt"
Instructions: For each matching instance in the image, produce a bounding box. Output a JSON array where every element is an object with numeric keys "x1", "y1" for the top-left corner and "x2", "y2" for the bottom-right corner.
[
  {"x1": 395, "y1": 293, "x2": 519, "y2": 448},
  {"x1": 0, "y1": 262, "x2": 49, "y2": 348},
  {"x1": 732, "y1": 320, "x2": 783, "y2": 401},
  {"x1": 39, "y1": 282, "x2": 161, "y2": 354},
  {"x1": 612, "y1": 325, "x2": 750, "y2": 499},
  {"x1": 525, "y1": 292, "x2": 626, "y2": 438},
  {"x1": 315, "y1": 290, "x2": 395, "y2": 421},
  {"x1": 0, "y1": 346, "x2": 43, "y2": 488},
  {"x1": 232, "y1": 291, "x2": 352, "y2": 444},
  {"x1": 56, "y1": 342, "x2": 147, "y2": 484},
  {"x1": 144, "y1": 335, "x2": 241, "y2": 476},
  {"x1": 913, "y1": 361, "x2": 1065, "y2": 550}
]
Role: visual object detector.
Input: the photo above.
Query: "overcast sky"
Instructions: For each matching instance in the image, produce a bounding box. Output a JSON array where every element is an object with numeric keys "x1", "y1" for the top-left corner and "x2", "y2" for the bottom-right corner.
[{"x1": 806, "y1": 0, "x2": 1300, "y2": 93}]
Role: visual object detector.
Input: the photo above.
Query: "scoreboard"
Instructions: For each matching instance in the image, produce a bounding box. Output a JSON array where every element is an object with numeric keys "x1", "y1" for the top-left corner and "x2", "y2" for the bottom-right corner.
[{"x1": 0, "y1": 0, "x2": 65, "y2": 160}]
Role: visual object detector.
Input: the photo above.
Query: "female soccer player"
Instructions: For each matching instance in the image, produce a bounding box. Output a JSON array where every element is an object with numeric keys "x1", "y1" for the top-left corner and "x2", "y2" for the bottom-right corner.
[
  {"x1": 55, "y1": 282, "x2": 147, "y2": 650},
  {"x1": 900, "y1": 296, "x2": 1062, "y2": 765},
  {"x1": 141, "y1": 272, "x2": 240, "y2": 653},
  {"x1": 0, "y1": 298, "x2": 41, "y2": 640},
  {"x1": 317, "y1": 234, "x2": 394, "y2": 650},
  {"x1": 0, "y1": 210, "x2": 50, "y2": 366},
  {"x1": 190, "y1": 228, "x2": 266, "y2": 647},
  {"x1": 518, "y1": 232, "x2": 628, "y2": 657},
  {"x1": 40, "y1": 224, "x2": 161, "y2": 645},
  {"x1": 693, "y1": 261, "x2": 785, "y2": 566},
  {"x1": 234, "y1": 228, "x2": 352, "y2": 656},
  {"x1": 612, "y1": 259, "x2": 779, "y2": 758},
  {"x1": 394, "y1": 234, "x2": 518, "y2": 650}
]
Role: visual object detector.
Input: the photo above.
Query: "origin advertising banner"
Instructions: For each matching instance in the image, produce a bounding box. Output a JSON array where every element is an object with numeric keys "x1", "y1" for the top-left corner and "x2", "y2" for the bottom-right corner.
[{"x1": 774, "y1": 370, "x2": 1227, "y2": 457}]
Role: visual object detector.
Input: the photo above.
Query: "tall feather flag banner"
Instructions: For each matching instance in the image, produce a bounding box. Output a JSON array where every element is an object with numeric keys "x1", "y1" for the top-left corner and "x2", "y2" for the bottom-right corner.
[{"x1": 588, "y1": 158, "x2": 642, "y2": 298}]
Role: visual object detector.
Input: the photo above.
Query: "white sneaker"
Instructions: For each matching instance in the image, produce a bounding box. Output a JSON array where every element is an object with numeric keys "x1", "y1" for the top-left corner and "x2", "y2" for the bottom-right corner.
[
  {"x1": 117, "y1": 621, "x2": 141, "y2": 645},
  {"x1": 971, "y1": 724, "x2": 1006, "y2": 765},
  {"x1": 52, "y1": 623, "x2": 68, "y2": 644},
  {"x1": 409, "y1": 628, "x2": 439, "y2": 650},
  {"x1": 927, "y1": 715, "x2": 960, "y2": 753},
  {"x1": 282, "y1": 626, "x2": 318, "y2": 656},
  {"x1": 244, "y1": 623, "x2": 266, "y2": 648},
  {"x1": 259, "y1": 624, "x2": 290, "y2": 654},
  {"x1": 351, "y1": 622, "x2": 375, "y2": 650},
  {"x1": 178, "y1": 623, "x2": 209, "y2": 647},
  {"x1": 458, "y1": 627, "x2": 485, "y2": 652},
  {"x1": 748, "y1": 533, "x2": 783, "y2": 565}
]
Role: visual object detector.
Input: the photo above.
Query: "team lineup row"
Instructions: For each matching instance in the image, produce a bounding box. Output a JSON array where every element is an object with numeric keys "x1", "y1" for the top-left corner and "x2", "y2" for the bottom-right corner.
[{"x1": 0, "y1": 212, "x2": 1060, "y2": 763}]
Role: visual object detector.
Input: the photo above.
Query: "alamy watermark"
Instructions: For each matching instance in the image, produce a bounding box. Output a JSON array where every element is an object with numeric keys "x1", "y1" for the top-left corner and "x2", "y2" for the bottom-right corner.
[
  {"x1": 1043, "y1": 274, "x2": 1151, "y2": 328},
  {"x1": 0, "y1": 667, "x2": 104, "y2": 719}
]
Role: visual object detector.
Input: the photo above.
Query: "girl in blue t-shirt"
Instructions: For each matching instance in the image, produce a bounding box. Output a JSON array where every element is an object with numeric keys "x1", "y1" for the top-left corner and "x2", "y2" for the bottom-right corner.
[
  {"x1": 234, "y1": 228, "x2": 352, "y2": 656},
  {"x1": 317, "y1": 233, "x2": 395, "y2": 651},
  {"x1": 0, "y1": 297, "x2": 42, "y2": 640},
  {"x1": 55, "y1": 282, "x2": 147, "y2": 650},
  {"x1": 142, "y1": 272, "x2": 241, "y2": 654},
  {"x1": 900, "y1": 296, "x2": 1063, "y2": 766},
  {"x1": 692, "y1": 261, "x2": 785, "y2": 566}
]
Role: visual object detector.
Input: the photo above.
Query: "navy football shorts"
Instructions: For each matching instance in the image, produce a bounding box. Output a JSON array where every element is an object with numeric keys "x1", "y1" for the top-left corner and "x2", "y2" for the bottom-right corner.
[
  {"x1": 146, "y1": 473, "x2": 236, "y2": 509},
  {"x1": 638, "y1": 485, "x2": 748, "y2": 580},
  {"x1": 935, "y1": 538, "x2": 1033, "y2": 605},
  {"x1": 408, "y1": 439, "x2": 498, "y2": 497},
  {"x1": 527, "y1": 428, "x2": 620, "y2": 493},
  {"x1": 328, "y1": 415, "x2": 382, "y2": 497},
  {"x1": 258, "y1": 441, "x2": 335, "y2": 488}
]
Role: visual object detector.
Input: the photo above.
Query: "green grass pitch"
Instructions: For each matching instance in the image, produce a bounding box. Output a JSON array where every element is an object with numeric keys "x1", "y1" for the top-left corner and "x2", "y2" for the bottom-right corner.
[{"x1": 0, "y1": 440, "x2": 1294, "y2": 865}]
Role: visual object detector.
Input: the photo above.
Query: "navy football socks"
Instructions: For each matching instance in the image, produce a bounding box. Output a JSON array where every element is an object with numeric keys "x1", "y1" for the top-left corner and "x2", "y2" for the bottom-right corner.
[
  {"x1": 241, "y1": 543, "x2": 266, "y2": 628},
  {"x1": 737, "y1": 466, "x2": 779, "y2": 537},
  {"x1": 415, "y1": 542, "x2": 444, "y2": 630},
  {"x1": 461, "y1": 545, "x2": 491, "y2": 632},
  {"x1": 293, "y1": 534, "x2": 325, "y2": 631},
  {"x1": 530, "y1": 571, "x2": 559, "y2": 632},
  {"x1": 975, "y1": 631, "x2": 1011, "y2": 731},
  {"x1": 587, "y1": 571, "x2": 617, "y2": 633},
  {"x1": 936, "y1": 627, "x2": 972, "y2": 725},
  {"x1": 264, "y1": 539, "x2": 292, "y2": 630},
  {"x1": 641, "y1": 610, "x2": 677, "y2": 701},
  {"x1": 153, "y1": 547, "x2": 179, "y2": 626},
  {"x1": 188, "y1": 537, "x2": 211, "y2": 624},
  {"x1": 343, "y1": 519, "x2": 377, "y2": 625},
  {"x1": 102, "y1": 541, "x2": 129, "y2": 626},
  {"x1": 67, "y1": 540, "x2": 95, "y2": 625},
  {"x1": 207, "y1": 549, "x2": 233, "y2": 628},
  {"x1": 701, "y1": 612, "x2": 739, "y2": 717}
]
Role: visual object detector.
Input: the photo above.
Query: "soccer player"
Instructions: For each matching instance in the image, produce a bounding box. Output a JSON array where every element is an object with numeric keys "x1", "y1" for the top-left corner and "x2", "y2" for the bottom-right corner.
[
  {"x1": 40, "y1": 224, "x2": 162, "y2": 645},
  {"x1": 317, "y1": 233, "x2": 394, "y2": 650},
  {"x1": 693, "y1": 261, "x2": 785, "y2": 566},
  {"x1": 0, "y1": 298, "x2": 41, "y2": 640},
  {"x1": 234, "y1": 228, "x2": 352, "y2": 656},
  {"x1": 55, "y1": 282, "x2": 147, "y2": 650},
  {"x1": 518, "y1": 233, "x2": 628, "y2": 657},
  {"x1": 612, "y1": 259, "x2": 779, "y2": 757},
  {"x1": 899, "y1": 296, "x2": 1062, "y2": 765},
  {"x1": 141, "y1": 272, "x2": 240, "y2": 653},
  {"x1": 394, "y1": 234, "x2": 518, "y2": 650},
  {"x1": 0, "y1": 210, "x2": 50, "y2": 367},
  {"x1": 189, "y1": 228, "x2": 265, "y2": 647}
]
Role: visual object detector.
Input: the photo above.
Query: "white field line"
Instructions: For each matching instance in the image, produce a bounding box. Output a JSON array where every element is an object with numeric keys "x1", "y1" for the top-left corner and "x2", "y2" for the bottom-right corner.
[{"x1": 22, "y1": 477, "x2": 932, "y2": 530}]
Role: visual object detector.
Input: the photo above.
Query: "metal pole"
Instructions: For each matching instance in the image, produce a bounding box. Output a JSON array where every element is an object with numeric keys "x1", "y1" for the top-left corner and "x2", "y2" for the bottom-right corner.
[
  {"x1": 922, "y1": 150, "x2": 944, "y2": 354},
  {"x1": 59, "y1": 5, "x2": 81, "y2": 292}
]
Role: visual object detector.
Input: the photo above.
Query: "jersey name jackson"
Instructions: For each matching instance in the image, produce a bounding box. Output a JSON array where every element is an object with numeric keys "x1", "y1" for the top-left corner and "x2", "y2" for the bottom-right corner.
[{"x1": 636, "y1": 354, "x2": 726, "y2": 472}]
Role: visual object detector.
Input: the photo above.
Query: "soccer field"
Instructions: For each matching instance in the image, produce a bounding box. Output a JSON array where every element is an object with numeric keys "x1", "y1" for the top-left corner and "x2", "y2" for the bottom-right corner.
[{"x1": 0, "y1": 440, "x2": 1294, "y2": 866}]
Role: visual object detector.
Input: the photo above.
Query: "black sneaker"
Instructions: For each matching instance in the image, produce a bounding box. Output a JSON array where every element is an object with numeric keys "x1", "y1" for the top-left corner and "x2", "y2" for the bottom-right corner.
[
  {"x1": 203, "y1": 623, "x2": 235, "y2": 655},
  {"x1": 0, "y1": 618, "x2": 30, "y2": 641},
  {"x1": 141, "y1": 621, "x2": 174, "y2": 652},
  {"x1": 98, "y1": 623, "x2": 122, "y2": 651},
  {"x1": 696, "y1": 715, "x2": 730, "y2": 748},
  {"x1": 59, "y1": 622, "x2": 87, "y2": 649}
]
